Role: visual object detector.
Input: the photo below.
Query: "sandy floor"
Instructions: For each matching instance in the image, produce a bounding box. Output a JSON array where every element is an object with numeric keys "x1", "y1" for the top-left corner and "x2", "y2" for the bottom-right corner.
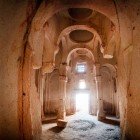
[{"x1": 41, "y1": 113, "x2": 120, "y2": 140}]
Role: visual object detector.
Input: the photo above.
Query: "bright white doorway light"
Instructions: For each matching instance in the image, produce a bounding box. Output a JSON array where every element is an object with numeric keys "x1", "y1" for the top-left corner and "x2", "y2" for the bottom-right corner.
[{"x1": 76, "y1": 93, "x2": 89, "y2": 113}]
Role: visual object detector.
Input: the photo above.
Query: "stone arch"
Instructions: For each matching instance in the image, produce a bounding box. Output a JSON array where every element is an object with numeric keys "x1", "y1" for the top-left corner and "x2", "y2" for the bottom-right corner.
[
  {"x1": 66, "y1": 47, "x2": 95, "y2": 65},
  {"x1": 23, "y1": 1, "x2": 119, "y2": 139},
  {"x1": 101, "y1": 63, "x2": 117, "y2": 77},
  {"x1": 31, "y1": 0, "x2": 118, "y2": 30},
  {"x1": 57, "y1": 25, "x2": 102, "y2": 46},
  {"x1": 28, "y1": 0, "x2": 118, "y2": 69},
  {"x1": 100, "y1": 63, "x2": 118, "y2": 116}
]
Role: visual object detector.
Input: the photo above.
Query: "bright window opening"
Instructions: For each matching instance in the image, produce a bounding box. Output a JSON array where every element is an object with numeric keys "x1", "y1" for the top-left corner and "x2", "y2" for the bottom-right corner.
[
  {"x1": 76, "y1": 93, "x2": 89, "y2": 113},
  {"x1": 76, "y1": 63, "x2": 86, "y2": 73},
  {"x1": 79, "y1": 79, "x2": 86, "y2": 89}
]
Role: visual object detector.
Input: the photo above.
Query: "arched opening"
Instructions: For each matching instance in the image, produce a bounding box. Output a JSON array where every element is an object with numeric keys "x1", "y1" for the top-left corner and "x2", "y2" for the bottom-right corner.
[
  {"x1": 0, "y1": 1, "x2": 124, "y2": 139},
  {"x1": 24, "y1": 2, "x2": 120, "y2": 139},
  {"x1": 100, "y1": 64, "x2": 119, "y2": 118},
  {"x1": 1, "y1": 0, "x2": 140, "y2": 140},
  {"x1": 66, "y1": 48, "x2": 94, "y2": 115}
]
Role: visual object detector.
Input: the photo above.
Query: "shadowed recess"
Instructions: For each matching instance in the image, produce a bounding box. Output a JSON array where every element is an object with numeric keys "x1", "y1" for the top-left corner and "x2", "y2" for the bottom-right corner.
[
  {"x1": 49, "y1": 126, "x2": 64, "y2": 133},
  {"x1": 68, "y1": 8, "x2": 93, "y2": 20},
  {"x1": 69, "y1": 30, "x2": 93, "y2": 43}
]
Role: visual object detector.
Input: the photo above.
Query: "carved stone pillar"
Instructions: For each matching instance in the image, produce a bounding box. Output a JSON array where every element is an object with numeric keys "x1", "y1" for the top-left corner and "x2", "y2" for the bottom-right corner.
[
  {"x1": 40, "y1": 62, "x2": 54, "y2": 119},
  {"x1": 103, "y1": 35, "x2": 116, "y2": 59},
  {"x1": 95, "y1": 76, "x2": 105, "y2": 120},
  {"x1": 90, "y1": 79, "x2": 97, "y2": 115},
  {"x1": 94, "y1": 64, "x2": 105, "y2": 121},
  {"x1": 57, "y1": 64, "x2": 68, "y2": 120},
  {"x1": 36, "y1": 69, "x2": 46, "y2": 120},
  {"x1": 40, "y1": 74, "x2": 46, "y2": 119}
]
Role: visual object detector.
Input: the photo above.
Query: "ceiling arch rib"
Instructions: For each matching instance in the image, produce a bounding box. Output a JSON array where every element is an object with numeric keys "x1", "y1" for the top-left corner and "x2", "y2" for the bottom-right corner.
[
  {"x1": 66, "y1": 47, "x2": 95, "y2": 65},
  {"x1": 29, "y1": 0, "x2": 118, "y2": 69},
  {"x1": 57, "y1": 25, "x2": 102, "y2": 46}
]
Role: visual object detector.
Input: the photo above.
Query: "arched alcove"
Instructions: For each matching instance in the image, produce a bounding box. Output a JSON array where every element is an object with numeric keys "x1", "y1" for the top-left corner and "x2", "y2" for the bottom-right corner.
[
  {"x1": 44, "y1": 70, "x2": 59, "y2": 115},
  {"x1": 100, "y1": 64, "x2": 119, "y2": 117}
]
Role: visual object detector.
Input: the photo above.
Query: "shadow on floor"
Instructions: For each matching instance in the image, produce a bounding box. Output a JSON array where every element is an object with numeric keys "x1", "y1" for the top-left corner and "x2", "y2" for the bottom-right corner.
[{"x1": 49, "y1": 126, "x2": 65, "y2": 133}]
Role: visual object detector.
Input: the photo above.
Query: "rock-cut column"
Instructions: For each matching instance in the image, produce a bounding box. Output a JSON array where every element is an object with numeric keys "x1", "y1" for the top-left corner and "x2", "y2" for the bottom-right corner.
[
  {"x1": 94, "y1": 64, "x2": 105, "y2": 121},
  {"x1": 90, "y1": 79, "x2": 98, "y2": 115},
  {"x1": 57, "y1": 64, "x2": 68, "y2": 120}
]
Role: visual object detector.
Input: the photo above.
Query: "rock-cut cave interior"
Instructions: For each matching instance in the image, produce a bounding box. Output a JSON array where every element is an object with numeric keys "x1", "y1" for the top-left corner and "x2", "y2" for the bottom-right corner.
[{"x1": 0, "y1": 0, "x2": 140, "y2": 140}]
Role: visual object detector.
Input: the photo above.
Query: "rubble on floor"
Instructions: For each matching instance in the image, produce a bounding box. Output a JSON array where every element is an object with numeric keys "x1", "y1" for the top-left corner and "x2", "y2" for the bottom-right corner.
[{"x1": 41, "y1": 113, "x2": 120, "y2": 140}]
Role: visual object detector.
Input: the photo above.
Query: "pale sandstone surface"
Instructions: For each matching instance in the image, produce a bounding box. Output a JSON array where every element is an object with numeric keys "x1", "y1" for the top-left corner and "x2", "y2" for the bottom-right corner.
[{"x1": 0, "y1": 0, "x2": 140, "y2": 140}]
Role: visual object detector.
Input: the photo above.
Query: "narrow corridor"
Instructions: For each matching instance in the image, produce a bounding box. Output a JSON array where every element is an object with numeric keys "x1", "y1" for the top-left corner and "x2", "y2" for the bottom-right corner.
[{"x1": 0, "y1": 1, "x2": 140, "y2": 140}]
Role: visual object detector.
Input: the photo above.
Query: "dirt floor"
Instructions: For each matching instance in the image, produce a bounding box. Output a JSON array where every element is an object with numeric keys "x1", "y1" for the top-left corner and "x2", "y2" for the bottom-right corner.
[{"x1": 41, "y1": 113, "x2": 120, "y2": 140}]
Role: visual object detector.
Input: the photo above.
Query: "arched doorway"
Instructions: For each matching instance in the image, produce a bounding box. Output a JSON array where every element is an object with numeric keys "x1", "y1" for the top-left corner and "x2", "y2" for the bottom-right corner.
[{"x1": 22, "y1": 0, "x2": 120, "y2": 139}]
